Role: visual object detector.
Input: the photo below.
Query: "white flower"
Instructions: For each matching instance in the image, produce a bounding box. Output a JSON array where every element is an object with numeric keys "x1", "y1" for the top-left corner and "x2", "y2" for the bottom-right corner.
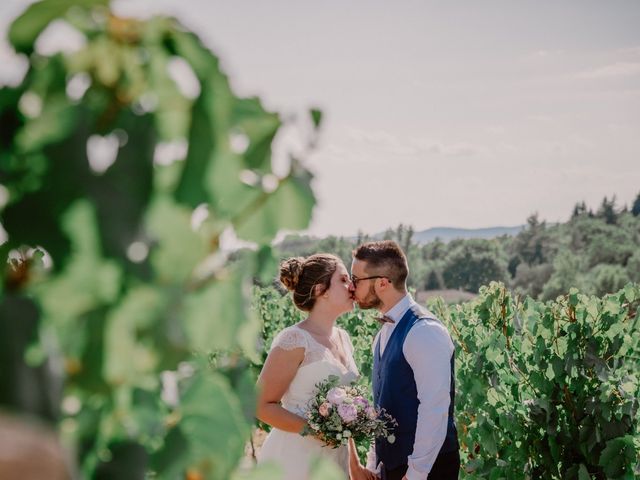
[
  {"x1": 387, "y1": 434, "x2": 396, "y2": 444},
  {"x1": 343, "y1": 430, "x2": 351, "y2": 438},
  {"x1": 327, "y1": 387, "x2": 348, "y2": 405}
]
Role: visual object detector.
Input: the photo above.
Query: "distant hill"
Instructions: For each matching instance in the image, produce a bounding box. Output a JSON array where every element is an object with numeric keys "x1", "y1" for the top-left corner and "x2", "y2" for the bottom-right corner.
[
  {"x1": 276, "y1": 225, "x2": 526, "y2": 250},
  {"x1": 410, "y1": 226, "x2": 524, "y2": 244}
]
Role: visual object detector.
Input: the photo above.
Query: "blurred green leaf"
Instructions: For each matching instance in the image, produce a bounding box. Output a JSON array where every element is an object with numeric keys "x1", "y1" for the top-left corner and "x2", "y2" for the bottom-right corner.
[
  {"x1": 103, "y1": 286, "x2": 165, "y2": 386},
  {"x1": 146, "y1": 195, "x2": 208, "y2": 284},
  {"x1": 183, "y1": 270, "x2": 248, "y2": 353},
  {"x1": 94, "y1": 440, "x2": 149, "y2": 480},
  {"x1": 16, "y1": 95, "x2": 77, "y2": 153},
  {"x1": 308, "y1": 456, "x2": 346, "y2": 480},
  {"x1": 230, "y1": 462, "x2": 283, "y2": 480},
  {"x1": 234, "y1": 172, "x2": 315, "y2": 244},
  {"x1": 2, "y1": 5, "x2": 321, "y2": 479},
  {"x1": 0, "y1": 87, "x2": 24, "y2": 151},
  {"x1": 152, "y1": 371, "x2": 249, "y2": 480},
  {"x1": 34, "y1": 200, "x2": 122, "y2": 324},
  {"x1": 147, "y1": 47, "x2": 192, "y2": 141},
  {"x1": 233, "y1": 97, "x2": 280, "y2": 172},
  {"x1": 167, "y1": 28, "x2": 219, "y2": 80},
  {"x1": 90, "y1": 112, "x2": 155, "y2": 267},
  {"x1": 174, "y1": 77, "x2": 230, "y2": 208},
  {"x1": 8, "y1": 0, "x2": 105, "y2": 55},
  {"x1": 254, "y1": 245, "x2": 278, "y2": 285}
]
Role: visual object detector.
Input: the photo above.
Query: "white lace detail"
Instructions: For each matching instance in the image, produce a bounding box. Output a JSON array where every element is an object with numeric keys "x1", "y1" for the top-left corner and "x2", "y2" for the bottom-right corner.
[
  {"x1": 270, "y1": 327, "x2": 308, "y2": 352},
  {"x1": 270, "y1": 325, "x2": 355, "y2": 371}
]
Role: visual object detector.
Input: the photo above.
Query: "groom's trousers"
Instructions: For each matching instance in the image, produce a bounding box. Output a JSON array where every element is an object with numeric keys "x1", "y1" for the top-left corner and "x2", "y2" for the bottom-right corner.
[{"x1": 381, "y1": 450, "x2": 460, "y2": 480}]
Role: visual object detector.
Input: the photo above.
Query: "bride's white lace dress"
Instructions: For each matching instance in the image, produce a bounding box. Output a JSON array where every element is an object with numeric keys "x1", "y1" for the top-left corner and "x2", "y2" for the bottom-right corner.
[{"x1": 257, "y1": 324, "x2": 359, "y2": 479}]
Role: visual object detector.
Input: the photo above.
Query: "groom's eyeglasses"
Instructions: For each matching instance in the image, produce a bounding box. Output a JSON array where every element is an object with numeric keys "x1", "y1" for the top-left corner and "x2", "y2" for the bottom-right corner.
[{"x1": 350, "y1": 275, "x2": 387, "y2": 288}]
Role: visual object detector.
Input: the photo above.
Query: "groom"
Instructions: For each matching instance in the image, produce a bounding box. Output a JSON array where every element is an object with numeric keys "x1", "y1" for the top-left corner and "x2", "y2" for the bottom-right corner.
[{"x1": 350, "y1": 240, "x2": 459, "y2": 480}]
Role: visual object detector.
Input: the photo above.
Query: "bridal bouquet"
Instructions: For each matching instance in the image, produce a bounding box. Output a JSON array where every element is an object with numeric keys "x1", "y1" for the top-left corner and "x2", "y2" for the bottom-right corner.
[{"x1": 302, "y1": 375, "x2": 397, "y2": 448}]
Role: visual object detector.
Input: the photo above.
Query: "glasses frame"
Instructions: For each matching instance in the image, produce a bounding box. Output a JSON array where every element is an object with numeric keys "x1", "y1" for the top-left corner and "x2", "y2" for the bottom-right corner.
[{"x1": 350, "y1": 275, "x2": 387, "y2": 288}]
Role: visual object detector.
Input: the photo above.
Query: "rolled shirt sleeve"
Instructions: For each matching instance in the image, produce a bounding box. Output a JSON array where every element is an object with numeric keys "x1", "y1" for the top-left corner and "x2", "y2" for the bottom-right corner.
[
  {"x1": 365, "y1": 443, "x2": 380, "y2": 473},
  {"x1": 402, "y1": 319, "x2": 454, "y2": 480}
]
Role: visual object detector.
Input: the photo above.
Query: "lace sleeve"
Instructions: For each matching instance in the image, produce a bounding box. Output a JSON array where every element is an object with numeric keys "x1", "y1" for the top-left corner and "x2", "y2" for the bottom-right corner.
[{"x1": 270, "y1": 327, "x2": 308, "y2": 352}]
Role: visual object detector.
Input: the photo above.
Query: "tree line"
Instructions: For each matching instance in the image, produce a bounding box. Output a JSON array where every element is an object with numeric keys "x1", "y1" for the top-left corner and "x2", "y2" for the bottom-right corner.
[{"x1": 274, "y1": 192, "x2": 640, "y2": 301}]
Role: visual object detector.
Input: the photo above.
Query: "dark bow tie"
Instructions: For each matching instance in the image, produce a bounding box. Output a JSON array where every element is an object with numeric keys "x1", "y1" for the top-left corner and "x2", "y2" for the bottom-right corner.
[{"x1": 377, "y1": 315, "x2": 395, "y2": 324}]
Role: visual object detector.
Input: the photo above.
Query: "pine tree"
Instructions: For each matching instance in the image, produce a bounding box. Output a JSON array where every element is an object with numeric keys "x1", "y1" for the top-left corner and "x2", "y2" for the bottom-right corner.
[
  {"x1": 571, "y1": 201, "x2": 588, "y2": 219},
  {"x1": 632, "y1": 192, "x2": 640, "y2": 217},
  {"x1": 597, "y1": 196, "x2": 618, "y2": 224}
]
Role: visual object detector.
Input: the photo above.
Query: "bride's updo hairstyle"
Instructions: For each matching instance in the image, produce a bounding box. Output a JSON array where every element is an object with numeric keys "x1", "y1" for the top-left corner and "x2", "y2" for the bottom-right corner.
[{"x1": 279, "y1": 254, "x2": 340, "y2": 312}]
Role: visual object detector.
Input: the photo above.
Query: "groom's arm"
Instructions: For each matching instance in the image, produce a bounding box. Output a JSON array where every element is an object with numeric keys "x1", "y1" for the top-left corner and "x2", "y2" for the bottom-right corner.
[{"x1": 402, "y1": 320, "x2": 454, "y2": 480}]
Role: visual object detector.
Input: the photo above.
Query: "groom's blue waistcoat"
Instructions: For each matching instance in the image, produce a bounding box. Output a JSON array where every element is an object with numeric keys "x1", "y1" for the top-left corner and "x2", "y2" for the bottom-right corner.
[{"x1": 372, "y1": 306, "x2": 459, "y2": 471}]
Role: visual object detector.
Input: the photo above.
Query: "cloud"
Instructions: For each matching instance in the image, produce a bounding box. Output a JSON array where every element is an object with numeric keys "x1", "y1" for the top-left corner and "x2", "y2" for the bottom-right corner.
[
  {"x1": 524, "y1": 49, "x2": 565, "y2": 60},
  {"x1": 343, "y1": 127, "x2": 484, "y2": 158},
  {"x1": 575, "y1": 61, "x2": 640, "y2": 80}
]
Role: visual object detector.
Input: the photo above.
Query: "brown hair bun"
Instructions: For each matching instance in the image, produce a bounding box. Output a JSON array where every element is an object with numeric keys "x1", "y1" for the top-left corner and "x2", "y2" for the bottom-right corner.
[{"x1": 279, "y1": 257, "x2": 305, "y2": 291}]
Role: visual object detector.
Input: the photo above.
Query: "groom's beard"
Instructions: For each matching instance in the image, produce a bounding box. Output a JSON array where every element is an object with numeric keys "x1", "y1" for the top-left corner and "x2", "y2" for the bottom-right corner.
[{"x1": 357, "y1": 284, "x2": 382, "y2": 310}]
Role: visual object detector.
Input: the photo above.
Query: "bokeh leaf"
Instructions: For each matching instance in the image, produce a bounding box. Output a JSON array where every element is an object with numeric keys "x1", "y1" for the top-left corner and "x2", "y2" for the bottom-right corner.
[
  {"x1": 146, "y1": 195, "x2": 208, "y2": 284},
  {"x1": 183, "y1": 269, "x2": 249, "y2": 353},
  {"x1": 234, "y1": 172, "x2": 315, "y2": 244},
  {"x1": 152, "y1": 370, "x2": 249, "y2": 480},
  {"x1": 8, "y1": 0, "x2": 100, "y2": 55},
  {"x1": 308, "y1": 456, "x2": 347, "y2": 480},
  {"x1": 103, "y1": 286, "x2": 165, "y2": 386}
]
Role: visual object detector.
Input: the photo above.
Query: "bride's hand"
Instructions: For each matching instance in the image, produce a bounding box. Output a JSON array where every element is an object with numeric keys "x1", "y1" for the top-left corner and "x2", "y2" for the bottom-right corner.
[
  {"x1": 347, "y1": 438, "x2": 378, "y2": 480},
  {"x1": 349, "y1": 464, "x2": 378, "y2": 480}
]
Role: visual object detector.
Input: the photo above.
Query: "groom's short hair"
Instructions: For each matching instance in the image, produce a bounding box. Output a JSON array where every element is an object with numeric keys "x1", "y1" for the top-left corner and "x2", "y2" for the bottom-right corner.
[{"x1": 352, "y1": 240, "x2": 408, "y2": 289}]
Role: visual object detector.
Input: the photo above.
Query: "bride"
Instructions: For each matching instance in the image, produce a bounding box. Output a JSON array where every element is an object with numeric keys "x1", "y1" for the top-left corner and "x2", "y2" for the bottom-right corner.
[{"x1": 256, "y1": 254, "x2": 375, "y2": 480}]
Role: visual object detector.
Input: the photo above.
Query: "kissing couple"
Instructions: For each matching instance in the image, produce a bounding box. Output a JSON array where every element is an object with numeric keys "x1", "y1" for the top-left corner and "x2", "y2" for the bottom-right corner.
[{"x1": 256, "y1": 240, "x2": 460, "y2": 480}]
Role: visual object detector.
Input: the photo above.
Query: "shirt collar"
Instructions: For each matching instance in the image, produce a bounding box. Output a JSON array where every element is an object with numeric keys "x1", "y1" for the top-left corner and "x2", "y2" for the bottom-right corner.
[{"x1": 383, "y1": 293, "x2": 416, "y2": 324}]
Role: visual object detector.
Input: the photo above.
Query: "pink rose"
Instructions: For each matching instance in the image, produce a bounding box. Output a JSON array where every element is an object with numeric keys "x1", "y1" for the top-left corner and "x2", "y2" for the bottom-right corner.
[
  {"x1": 354, "y1": 396, "x2": 369, "y2": 409},
  {"x1": 338, "y1": 403, "x2": 358, "y2": 423},
  {"x1": 366, "y1": 406, "x2": 377, "y2": 420},
  {"x1": 318, "y1": 402, "x2": 332, "y2": 417},
  {"x1": 326, "y1": 387, "x2": 347, "y2": 405}
]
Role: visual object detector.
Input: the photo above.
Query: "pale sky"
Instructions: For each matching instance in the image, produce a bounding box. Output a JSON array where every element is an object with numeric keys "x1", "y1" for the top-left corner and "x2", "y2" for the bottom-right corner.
[{"x1": 2, "y1": 1, "x2": 639, "y2": 237}]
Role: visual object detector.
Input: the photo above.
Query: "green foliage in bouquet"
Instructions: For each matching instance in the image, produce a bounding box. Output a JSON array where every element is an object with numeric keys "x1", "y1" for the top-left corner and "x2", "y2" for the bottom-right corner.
[
  {"x1": 0, "y1": 1, "x2": 321, "y2": 478},
  {"x1": 431, "y1": 282, "x2": 640, "y2": 479},
  {"x1": 301, "y1": 374, "x2": 397, "y2": 448}
]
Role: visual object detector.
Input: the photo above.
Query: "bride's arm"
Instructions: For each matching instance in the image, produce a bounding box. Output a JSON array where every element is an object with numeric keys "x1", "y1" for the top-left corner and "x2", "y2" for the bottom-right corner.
[
  {"x1": 348, "y1": 438, "x2": 378, "y2": 480},
  {"x1": 256, "y1": 346, "x2": 307, "y2": 433}
]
